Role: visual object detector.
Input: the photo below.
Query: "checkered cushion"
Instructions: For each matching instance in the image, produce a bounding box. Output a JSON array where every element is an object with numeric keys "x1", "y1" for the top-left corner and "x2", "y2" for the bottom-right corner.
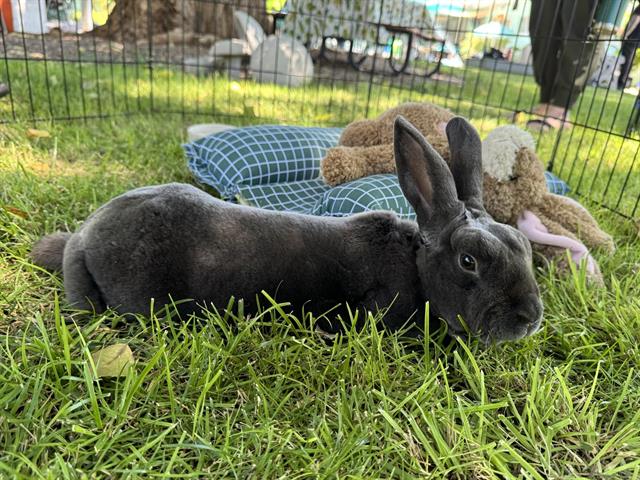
[
  {"x1": 544, "y1": 171, "x2": 570, "y2": 195},
  {"x1": 237, "y1": 175, "x2": 415, "y2": 217},
  {"x1": 184, "y1": 124, "x2": 570, "y2": 216},
  {"x1": 184, "y1": 125, "x2": 342, "y2": 198},
  {"x1": 311, "y1": 174, "x2": 416, "y2": 219},
  {"x1": 239, "y1": 171, "x2": 569, "y2": 219},
  {"x1": 238, "y1": 179, "x2": 330, "y2": 214}
]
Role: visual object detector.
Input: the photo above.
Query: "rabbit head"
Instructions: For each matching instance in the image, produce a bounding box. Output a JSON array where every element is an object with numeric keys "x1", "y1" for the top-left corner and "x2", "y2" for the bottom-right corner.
[{"x1": 394, "y1": 116, "x2": 543, "y2": 343}]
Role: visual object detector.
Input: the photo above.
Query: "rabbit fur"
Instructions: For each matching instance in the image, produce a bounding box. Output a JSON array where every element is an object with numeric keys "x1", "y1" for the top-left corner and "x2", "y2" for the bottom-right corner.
[{"x1": 31, "y1": 117, "x2": 543, "y2": 344}]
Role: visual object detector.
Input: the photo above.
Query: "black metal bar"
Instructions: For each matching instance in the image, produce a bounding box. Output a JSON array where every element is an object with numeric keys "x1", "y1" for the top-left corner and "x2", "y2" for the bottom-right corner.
[
  {"x1": 148, "y1": 0, "x2": 155, "y2": 113},
  {"x1": 387, "y1": 33, "x2": 412, "y2": 75},
  {"x1": 0, "y1": 7, "x2": 16, "y2": 121}
]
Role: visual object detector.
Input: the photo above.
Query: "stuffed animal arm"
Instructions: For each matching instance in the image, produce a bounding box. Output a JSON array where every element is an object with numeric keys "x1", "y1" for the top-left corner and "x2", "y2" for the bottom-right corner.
[{"x1": 517, "y1": 210, "x2": 599, "y2": 275}]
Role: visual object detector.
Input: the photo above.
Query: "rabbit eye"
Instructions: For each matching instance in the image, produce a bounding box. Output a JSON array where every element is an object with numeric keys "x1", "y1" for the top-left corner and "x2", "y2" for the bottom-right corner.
[{"x1": 459, "y1": 253, "x2": 477, "y2": 272}]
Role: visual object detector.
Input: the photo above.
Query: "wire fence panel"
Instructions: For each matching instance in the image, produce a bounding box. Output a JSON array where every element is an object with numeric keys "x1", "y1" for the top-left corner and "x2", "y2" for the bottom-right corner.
[{"x1": 1, "y1": 0, "x2": 638, "y2": 217}]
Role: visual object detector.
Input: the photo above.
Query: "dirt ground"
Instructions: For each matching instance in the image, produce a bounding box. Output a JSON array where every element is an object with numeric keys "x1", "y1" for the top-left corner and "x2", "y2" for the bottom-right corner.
[
  {"x1": 2, "y1": 30, "x2": 211, "y2": 63},
  {"x1": 1, "y1": 30, "x2": 460, "y2": 88}
]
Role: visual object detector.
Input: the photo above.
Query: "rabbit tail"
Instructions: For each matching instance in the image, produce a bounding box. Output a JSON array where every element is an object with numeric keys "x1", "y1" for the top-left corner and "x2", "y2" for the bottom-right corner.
[{"x1": 30, "y1": 232, "x2": 72, "y2": 271}]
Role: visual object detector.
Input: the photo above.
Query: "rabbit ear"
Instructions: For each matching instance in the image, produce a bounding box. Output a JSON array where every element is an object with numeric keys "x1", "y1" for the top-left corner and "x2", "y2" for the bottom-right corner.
[
  {"x1": 394, "y1": 116, "x2": 463, "y2": 230},
  {"x1": 445, "y1": 117, "x2": 486, "y2": 212}
]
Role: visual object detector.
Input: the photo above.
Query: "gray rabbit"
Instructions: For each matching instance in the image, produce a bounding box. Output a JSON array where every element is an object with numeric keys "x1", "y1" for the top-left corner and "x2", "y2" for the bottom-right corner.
[{"x1": 31, "y1": 117, "x2": 542, "y2": 343}]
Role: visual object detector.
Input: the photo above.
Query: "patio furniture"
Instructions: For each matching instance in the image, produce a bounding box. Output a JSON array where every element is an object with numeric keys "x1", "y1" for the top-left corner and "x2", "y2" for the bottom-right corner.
[
  {"x1": 379, "y1": 23, "x2": 446, "y2": 76},
  {"x1": 281, "y1": 0, "x2": 447, "y2": 76}
]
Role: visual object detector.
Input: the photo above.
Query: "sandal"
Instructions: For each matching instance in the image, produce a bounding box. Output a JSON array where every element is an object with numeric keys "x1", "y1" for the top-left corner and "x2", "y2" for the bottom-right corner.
[
  {"x1": 526, "y1": 118, "x2": 555, "y2": 132},
  {"x1": 526, "y1": 116, "x2": 572, "y2": 133}
]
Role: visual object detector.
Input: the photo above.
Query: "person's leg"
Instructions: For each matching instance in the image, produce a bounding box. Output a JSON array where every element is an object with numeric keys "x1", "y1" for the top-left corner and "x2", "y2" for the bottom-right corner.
[
  {"x1": 549, "y1": 0, "x2": 601, "y2": 110},
  {"x1": 527, "y1": 0, "x2": 571, "y2": 131},
  {"x1": 618, "y1": 26, "x2": 640, "y2": 89},
  {"x1": 529, "y1": 0, "x2": 563, "y2": 104}
]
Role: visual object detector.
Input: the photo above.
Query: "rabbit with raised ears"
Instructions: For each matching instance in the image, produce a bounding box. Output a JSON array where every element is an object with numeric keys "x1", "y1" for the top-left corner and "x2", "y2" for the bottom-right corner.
[{"x1": 31, "y1": 116, "x2": 542, "y2": 344}]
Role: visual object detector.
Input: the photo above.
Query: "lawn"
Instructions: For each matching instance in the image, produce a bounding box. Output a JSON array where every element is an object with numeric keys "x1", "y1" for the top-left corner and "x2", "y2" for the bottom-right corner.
[
  {"x1": 1, "y1": 58, "x2": 640, "y2": 478},
  {"x1": 3, "y1": 58, "x2": 639, "y2": 216}
]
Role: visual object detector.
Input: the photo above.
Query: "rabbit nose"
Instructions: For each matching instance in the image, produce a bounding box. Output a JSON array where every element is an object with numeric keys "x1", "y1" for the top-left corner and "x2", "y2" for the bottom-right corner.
[{"x1": 514, "y1": 294, "x2": 543, "y2": 327}]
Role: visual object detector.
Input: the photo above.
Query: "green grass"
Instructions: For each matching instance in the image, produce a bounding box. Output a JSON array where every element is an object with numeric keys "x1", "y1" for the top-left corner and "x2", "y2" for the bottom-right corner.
[
  {"x1": 1, "y1": 60, "x2": 640, "y2": 478},
  {"x1": 3, "y1": 59, "x2": 639, "y2": 216}
]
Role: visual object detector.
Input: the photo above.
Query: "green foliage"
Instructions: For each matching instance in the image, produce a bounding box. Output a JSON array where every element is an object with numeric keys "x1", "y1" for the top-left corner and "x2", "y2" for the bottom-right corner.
[{"x1": 265, "y1": 0, "x2": 288, "y2": 13}]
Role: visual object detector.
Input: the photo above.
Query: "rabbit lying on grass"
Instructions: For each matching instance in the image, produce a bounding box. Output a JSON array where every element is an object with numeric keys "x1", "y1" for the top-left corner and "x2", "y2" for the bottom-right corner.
[{"x1": 31, "y1": 117, "x2": 542, "y2": 344}]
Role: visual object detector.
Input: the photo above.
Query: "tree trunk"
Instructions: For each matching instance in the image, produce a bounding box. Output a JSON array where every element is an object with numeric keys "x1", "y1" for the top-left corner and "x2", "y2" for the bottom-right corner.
[
  {"x1": 94, "y1": 0, "x2": 271, "y2": 41},
  {"x1": 183, "y1": 1, "x2": 234, "y2": 38},
  {"x1": 93, "y1": 0, "x2": 179, "y2": 40}
]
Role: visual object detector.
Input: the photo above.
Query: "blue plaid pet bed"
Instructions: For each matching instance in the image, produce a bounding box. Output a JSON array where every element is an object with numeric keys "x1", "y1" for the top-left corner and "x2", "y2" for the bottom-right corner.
[{"x1": 184, "y1": 125, "x2": 569, "y2": 220}]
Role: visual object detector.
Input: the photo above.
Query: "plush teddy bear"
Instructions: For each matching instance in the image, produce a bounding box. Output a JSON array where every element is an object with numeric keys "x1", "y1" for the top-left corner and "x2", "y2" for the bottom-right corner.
[
  {"x1": 320, "y1": 102, "x2": 454, "y2": 186},
  {"x1": 481, "y1": 126, "x2": 615, "y2": 282},
  {"x1": 320, "y1": 103, "x2": 615, "y2": 281}
]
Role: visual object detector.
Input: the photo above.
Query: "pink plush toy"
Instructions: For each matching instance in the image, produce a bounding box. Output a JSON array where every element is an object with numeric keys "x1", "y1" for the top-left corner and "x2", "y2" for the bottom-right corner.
[{"x1": 517, "y1": 210, "x2": 598, "y2": 276}]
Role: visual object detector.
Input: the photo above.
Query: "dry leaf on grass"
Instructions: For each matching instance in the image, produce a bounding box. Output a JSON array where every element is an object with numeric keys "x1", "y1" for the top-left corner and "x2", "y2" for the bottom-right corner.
[
  {"x1": 91, "y1": 343, "x2": 134, "y2": 378},
  {"x1": 3, "y1": 206, "x2": 29, "y2": 219},
  {"x1": 26, "y1": 128, "x2": 51, "y2": 138}
]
